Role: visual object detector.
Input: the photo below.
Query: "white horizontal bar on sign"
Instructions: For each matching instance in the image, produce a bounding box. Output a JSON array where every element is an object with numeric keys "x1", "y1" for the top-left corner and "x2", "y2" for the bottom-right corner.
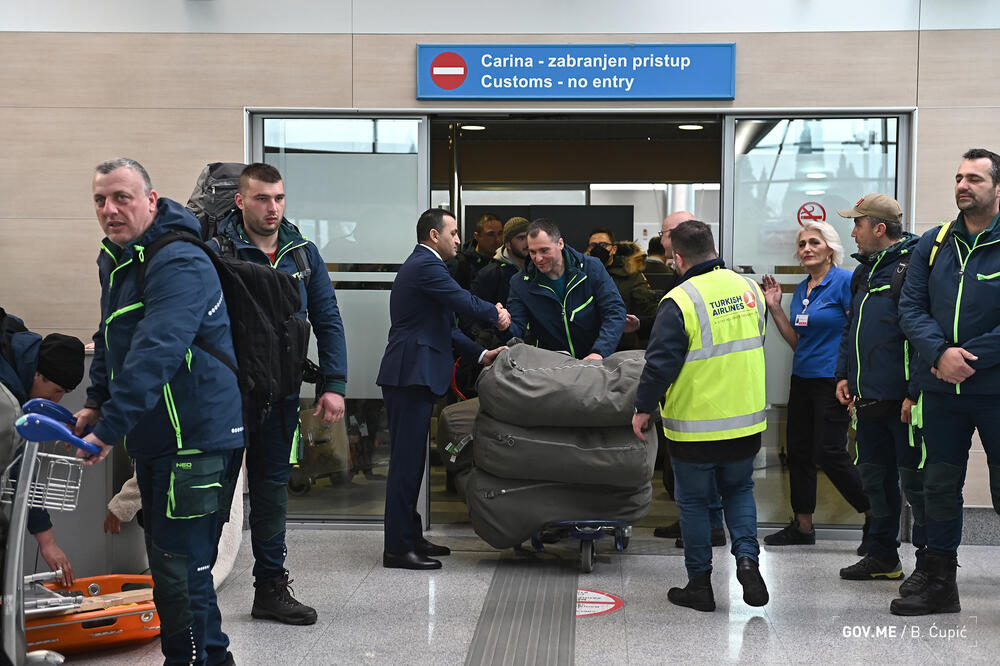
[{"x1": 328, "y1": 272, "x2": 396, "y2": 282}]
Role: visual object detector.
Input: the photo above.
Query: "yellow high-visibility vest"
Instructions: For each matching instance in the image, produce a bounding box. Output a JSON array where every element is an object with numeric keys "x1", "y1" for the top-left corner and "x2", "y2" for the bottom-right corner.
[{"x1": 660, "y1": 267, "x2": 767, "y2": 442}]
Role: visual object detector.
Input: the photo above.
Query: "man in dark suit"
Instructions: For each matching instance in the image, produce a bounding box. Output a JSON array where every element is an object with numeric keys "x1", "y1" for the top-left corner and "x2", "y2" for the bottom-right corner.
[{"x1": 377, "y1": 208, "x2": 510, "y2": 570}]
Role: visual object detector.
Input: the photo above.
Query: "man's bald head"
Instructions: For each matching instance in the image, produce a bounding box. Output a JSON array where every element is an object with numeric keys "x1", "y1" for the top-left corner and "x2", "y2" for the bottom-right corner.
[{"x1": 661, "y1": 210, "x2": 696, "y2": 260}]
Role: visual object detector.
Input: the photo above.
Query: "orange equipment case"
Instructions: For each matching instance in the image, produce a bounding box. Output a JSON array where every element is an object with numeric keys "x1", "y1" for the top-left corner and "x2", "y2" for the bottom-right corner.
[{"x1": 25, "y1": 574, "x2": 160, "y2": 654}]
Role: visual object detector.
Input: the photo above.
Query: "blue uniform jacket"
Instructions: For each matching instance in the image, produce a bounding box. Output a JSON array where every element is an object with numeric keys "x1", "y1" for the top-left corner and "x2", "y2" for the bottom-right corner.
[
  {"x1": 87, "y1": 198, "x2": 244, "y2": 458},
  {"x1": 215, "y1": 211, "x2": 348, "y2": 396},
  {"x1": 835, "y1": 234, "x2": 919, "y2": 400},
  {"x1": 0, "y1": 317, "x2": 53, "y2": 534},
  {"x1": 898, "y1": 212, "x2": 1000, "y2": 396},
  {"x1": 506, "y1": 243, "x2": 626, "y2": 359},
  {"x1": 377, "y1": 245, "x2": 498, "y2": 396}
]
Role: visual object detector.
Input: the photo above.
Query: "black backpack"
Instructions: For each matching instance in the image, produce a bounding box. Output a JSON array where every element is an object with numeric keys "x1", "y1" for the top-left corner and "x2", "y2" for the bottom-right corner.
[
  {"x1": 135, "y1": 231, "x2": 312, "y2": 425},
  {"x1": 186, "y1": 162, "x2": 245, "y2": 241}
]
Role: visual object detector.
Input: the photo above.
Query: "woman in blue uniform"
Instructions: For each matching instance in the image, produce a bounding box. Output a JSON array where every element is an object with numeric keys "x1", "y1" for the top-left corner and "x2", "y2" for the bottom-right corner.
[{"x1": 761, "y1": 221, "x2": 872, "y2": 550}]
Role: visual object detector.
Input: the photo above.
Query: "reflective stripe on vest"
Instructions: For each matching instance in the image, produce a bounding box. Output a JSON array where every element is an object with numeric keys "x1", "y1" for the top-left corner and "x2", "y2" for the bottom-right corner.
[{"x1": 660, "y1": 269, "x2": 767, "y2": 442}]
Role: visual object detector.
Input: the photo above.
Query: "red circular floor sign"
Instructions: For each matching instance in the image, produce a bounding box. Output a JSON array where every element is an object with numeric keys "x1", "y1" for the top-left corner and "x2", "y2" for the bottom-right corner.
[
  {"x1": 430, "y1": 52, "x2": 468, "y2": 90},
  {"x1": 796, "y1": 201, "x2": 826, "y2": 226},
  {"x1": 576, "y1": 589, "x2": 624, "y2": 617}
]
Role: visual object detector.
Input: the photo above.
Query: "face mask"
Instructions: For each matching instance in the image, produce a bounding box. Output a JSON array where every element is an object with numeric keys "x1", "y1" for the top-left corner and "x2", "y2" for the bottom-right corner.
[{"x1": 589, "y1": 244, "x2": 611, "y2": 265}]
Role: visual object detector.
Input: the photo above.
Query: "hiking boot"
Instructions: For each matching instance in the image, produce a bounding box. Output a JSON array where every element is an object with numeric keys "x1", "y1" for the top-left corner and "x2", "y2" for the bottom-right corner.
[
  {"x1": 898, "y1": 566, "x2": 930, "y2": 598},
  {"x1": 653, "y1": 521, "x2": 682, "y2": 539},
  {"x1": 856, "y1": 516, "x2": 872, "y2": 556},
  {"x1": 252, "y1": 574, "x2": 318, "y2": 625},
  {"x1": 763, "y1": 520, "x2": 815, "y2": 546},
  {"x1": 839, "y1": 555, "x2": 904, "y2": 580},
  {"x1": 667, "y1": 571, "x2": 715, "y2": 612},
  {"x1": 736, "y1": 557, "x2": 769, "y2": 607},
  {"x1": 890, "y1": 553, "x2": 960, "y2": 616},
  {"x1": 674, "y1": 528, "x2": 727, "y2": 548}
]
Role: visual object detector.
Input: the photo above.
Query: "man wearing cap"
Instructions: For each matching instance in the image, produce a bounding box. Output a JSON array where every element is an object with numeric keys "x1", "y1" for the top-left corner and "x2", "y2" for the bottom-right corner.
[
  {"x1": 471, "y1": 216, "x2": 530, "y2": 308},
  {"x1": 833, "y1": 194, "x2": 925, "y2": 585},
  {"x1": 894, "y1": 148, "x2": 1000, "y2": 616},
  {"x1": 0, "y1": 309, "x2": 85, "y2": 586}
]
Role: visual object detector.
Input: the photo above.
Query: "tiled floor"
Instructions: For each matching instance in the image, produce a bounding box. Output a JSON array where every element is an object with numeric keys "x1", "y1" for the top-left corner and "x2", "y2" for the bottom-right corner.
[{"x1": 68, "y1": 527, "x2": 998, "y2": 665}]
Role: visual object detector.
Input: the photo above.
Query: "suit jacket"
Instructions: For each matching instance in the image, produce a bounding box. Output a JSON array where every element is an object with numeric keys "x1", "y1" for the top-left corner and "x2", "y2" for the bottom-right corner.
[{"x1": 377, "y1": 244, "x2": 499, "y2": 396}]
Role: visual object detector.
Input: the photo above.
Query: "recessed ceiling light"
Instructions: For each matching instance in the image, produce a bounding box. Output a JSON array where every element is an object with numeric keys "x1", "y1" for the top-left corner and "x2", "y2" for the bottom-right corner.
[
  {"x1": 806, "y1": 172, "x2": 827, "y2": 179},
  {"x1": 678, "y1": 124, "x2": 703, "y2": 131},
  {"x1": 460, "y1": 124, "x2": 486, "y2": 131},
  {"x1": 805, "y1": 190, "x2": 826, "y2": 196}
]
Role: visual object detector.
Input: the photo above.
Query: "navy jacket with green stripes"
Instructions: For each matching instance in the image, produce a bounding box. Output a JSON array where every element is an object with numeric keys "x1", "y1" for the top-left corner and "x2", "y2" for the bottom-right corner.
[
  {"x1": 506, "y1": 243, "x2": 626, "y2": 359},
  {"x1": 835, "y1": 233, "x2": 919, "y2": 400},
  {"x1": 898, "y1": 212, "x2": 1000, "y2": 396},
  {"x1": 87, "y1": 198, "x2": 244, "y2": 459}
]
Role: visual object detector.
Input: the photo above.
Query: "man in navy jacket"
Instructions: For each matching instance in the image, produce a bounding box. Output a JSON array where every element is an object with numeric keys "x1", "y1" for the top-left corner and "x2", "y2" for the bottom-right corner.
[
  {"x1": 377, "y1": 208, "x2": 509, "y2": 570},
  {"x1": 506, "y1": 219, "x2": 626, "y2": 360},
  {"x1": 76, "y1": 158, "x2": 244, "y2": 666},
  {"x1": 894, "y1": 148, "x2": 1000, "y2": 616},
  {"x1": 213, "y1": 163, "x2": 347, "y2": 626}
]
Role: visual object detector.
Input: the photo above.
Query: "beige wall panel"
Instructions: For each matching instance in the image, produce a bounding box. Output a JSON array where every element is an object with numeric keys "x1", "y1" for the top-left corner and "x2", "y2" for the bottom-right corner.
[
  {"x1": 0, "y1": 33, "x2": 353, "y2": 109},
  {"x1": 353, "y1": 32, "x2": 917, "y2": 110},
  {"x1": 0, "y1": 218, "x2": 105, "y2": 337},
  {"x1": 914, "y1": 108, "x2": 1000, "y2": 227},
  {"x1": 0, "y1": 108, "x2": 244, "y2": 219},
  {"x1": 917, "y1": 30, "x2": 1000, "y2": 108}
]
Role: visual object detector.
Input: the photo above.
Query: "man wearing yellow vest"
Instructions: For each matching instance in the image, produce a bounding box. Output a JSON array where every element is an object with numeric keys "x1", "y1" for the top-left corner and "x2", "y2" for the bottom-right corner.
[{"x1": 632, "y1": 220, "x2": 769, "y2": 612}]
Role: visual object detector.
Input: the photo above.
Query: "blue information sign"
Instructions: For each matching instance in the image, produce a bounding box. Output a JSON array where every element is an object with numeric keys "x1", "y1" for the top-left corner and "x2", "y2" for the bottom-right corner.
[{"x1": 417, "y1": 43, "x2": 734, "y2": 100}]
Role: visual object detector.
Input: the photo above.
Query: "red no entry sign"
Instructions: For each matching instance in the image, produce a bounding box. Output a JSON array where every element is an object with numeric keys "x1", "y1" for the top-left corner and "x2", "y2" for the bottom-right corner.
[
  {"x1": 430, "y1": 52, "x2": 468, "y2": 90},
  {"x1": 576, "y1": 589, "x2": 624, "y2": 617}
]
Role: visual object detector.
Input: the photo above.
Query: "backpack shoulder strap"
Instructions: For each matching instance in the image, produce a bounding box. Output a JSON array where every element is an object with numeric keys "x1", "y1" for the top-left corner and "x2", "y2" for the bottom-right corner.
[
  {"x1": 291, "y1": 245, "x2": 312, "y2": 288},
  {"x1": 135, "y1": 230, "x2": 210, "y2": 298},
  {"x1": 928, "y1": 221, "x2": 954, "y2": 268},
  {"x1": 890, "y1": 253, "x2": 911, "y2": 303}
]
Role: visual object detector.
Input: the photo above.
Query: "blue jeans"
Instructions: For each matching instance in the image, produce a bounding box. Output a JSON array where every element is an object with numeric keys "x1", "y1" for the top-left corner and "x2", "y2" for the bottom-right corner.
[
  {"x1": 246, "y1": 396, "x2": 300, "y2": 581},
  {"x1": 921, "y1": 392, "x2": 1000, "y2": 557},
  {"x1": 672, "y1": 455, "x2": 759, "y2": 579},
  {"x1": 855, "y1": 413, "x2": 926, "y2": 564}
]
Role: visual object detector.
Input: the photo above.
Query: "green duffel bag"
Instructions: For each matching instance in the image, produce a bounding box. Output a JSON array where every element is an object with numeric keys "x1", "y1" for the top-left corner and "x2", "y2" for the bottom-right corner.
[
  {"x1": 436, "y1": 398, "x2": 479, "y2": 474},
  {"x1": 476, "y1": 345, "x2": 645, "y2": 428},
  {"x1": 472, "y1": 411, "x2": 655, "y2": 489},
  {"x1": 465, "y1": 467, "x2": 652, "y2": 550}
]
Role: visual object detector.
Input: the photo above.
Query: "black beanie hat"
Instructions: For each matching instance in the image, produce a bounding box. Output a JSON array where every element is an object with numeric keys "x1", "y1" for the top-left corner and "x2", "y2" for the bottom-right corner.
[{"x1": 37, "y1": 333, "x2": 85, "y2": 391}]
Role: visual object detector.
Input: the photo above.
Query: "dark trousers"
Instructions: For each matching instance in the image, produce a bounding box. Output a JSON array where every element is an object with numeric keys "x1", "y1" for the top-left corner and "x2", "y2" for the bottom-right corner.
[
  {"x1": 136, "y1": 449, "x2": 241, "y2": 666},
  {"x1": 382, "y1": 384, "x2": 435, "y2": 554},
  {"x1": 855, "y1": 412, "x2": 926, "y2": 563},
  {"x1": 245, "y1": 396, "x2": 300, "y2": 582},
  {"x1": 786, "y1": 375, "x2": 870, "y2": 515},
  {"x1": 921, "y1": 392, "x2": 1000, "y2": 557},
  {"x1": 673, "y1": 455, "x2": 759, "y2": 578}
]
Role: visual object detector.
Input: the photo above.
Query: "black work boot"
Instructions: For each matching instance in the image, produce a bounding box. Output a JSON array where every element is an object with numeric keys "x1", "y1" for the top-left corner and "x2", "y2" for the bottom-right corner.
[
  {"x1": 898, "y1": 565, "x2": 930, "y2": 598},
  {"x1": 736, "y1": 557, "x2": 769, "y2": 607},
  {"x1": 889, "y1": 553, "x2": 960, "y2": 616},
  {"x1": 252, "y1": 574, "x2": 318, "y2": 625},
  {"x1": 667, "y1": 571, "x2": 715, "y2": 612}
]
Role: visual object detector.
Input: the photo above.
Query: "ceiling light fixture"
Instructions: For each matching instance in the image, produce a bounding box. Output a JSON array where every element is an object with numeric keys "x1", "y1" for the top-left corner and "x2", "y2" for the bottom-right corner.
[
  {"x1": 806, "y1": 172, "x2": 827, "y2": 179},
  {"x1": 460, "y1": 124, "x2": 486, "y2": 131},
  {"x1": 678, "y1": 124, "x2": 704, "y2": 131}
]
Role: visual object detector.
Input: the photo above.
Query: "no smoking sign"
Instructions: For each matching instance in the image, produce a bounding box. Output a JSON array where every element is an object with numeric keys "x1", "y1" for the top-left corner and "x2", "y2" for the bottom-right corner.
[{"x1": 430, "y1": 52, "x2": 468, "y2": 90}]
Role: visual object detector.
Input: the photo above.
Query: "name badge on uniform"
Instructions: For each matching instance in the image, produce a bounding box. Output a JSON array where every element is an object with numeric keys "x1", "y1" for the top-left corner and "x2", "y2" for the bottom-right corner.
[{"x1": 795, "y1": 313, "x2": 809, "y2": 326}]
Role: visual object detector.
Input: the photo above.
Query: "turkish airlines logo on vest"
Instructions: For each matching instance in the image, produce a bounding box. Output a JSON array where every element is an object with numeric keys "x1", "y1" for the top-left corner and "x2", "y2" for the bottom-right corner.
[{"x1": 743, "y1": 290, "x2": 757, "y2": 309}]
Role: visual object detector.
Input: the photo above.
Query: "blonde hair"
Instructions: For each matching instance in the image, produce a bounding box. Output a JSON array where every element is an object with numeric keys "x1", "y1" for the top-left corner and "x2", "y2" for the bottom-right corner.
[{"x1": 796, "y1": 221, "x2": 844, "y2": 267}]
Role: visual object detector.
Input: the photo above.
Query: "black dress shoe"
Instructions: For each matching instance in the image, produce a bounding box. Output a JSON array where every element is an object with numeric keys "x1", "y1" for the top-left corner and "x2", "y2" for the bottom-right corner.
[
  {"x1": 383, "y1": 550, "x2": 442, "y2": 570},
  {"x1": 415, "y1": 538, "x2": 451, "y2": 557}
]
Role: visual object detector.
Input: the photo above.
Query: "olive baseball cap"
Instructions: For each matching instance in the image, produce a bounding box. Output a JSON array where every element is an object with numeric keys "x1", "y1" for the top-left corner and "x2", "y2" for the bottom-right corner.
[{"x1": 837, "y1": 193, "x2": 902, "y2": 223}]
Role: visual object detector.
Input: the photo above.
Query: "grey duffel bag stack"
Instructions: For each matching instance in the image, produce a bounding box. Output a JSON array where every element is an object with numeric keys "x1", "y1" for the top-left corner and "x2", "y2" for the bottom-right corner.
[
  {"x1": 467, "y1": 345, "x2": 655, "y2": 549},
  {"x1": 436, "y1": 398, "x2": 479, "y2": 499}
]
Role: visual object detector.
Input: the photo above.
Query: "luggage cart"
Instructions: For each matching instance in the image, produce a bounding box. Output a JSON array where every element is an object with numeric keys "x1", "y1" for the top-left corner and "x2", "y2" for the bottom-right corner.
[
  {"x1": 2, "y1": 418, "x2": 91, "y2": 665},
  {"x1": 530, "y1": 520, "x2": 632, "y2": 574}
]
